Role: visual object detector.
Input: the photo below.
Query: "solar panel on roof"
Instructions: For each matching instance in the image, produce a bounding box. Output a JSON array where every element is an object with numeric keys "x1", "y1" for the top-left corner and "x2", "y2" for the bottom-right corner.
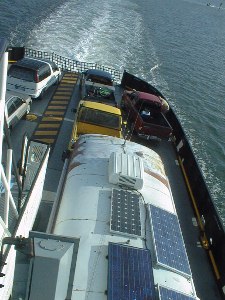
[
  {"x1": 108, "y1": 243, "x2": 156, "y2": 300},
  {"x1": 110, "y1": 188, "x2": 142, "y2": 237},
  {"x1": 159, "y1": 286, "x2": 197, "y2": 300},
  {"x1": 149, "y1": 204, "x2": 191, "y2": 277}
]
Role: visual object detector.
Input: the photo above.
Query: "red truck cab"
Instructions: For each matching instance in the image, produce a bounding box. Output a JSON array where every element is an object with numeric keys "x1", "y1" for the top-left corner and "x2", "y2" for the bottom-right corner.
[{"x1": 122, "y1": 90, "x2": 172, "y2": 139}]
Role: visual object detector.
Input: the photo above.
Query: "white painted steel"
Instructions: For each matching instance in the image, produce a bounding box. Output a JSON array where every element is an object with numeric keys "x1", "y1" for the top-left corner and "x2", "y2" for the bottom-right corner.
[
  {"x1": 53, "y1": 134, "x2": 197, "y2": 300},
  {"x1": 0, "y1": 164, "x2": 18, "y2": 219},
  {"x1": 4, "y1": 149, "x2": 13, "y2": 227},
  {"x1": 46, "y1": 158, "x2": 70, "y2": 234},
  {"x1": 0, "y1": 51, "x2": 8, "y2": 163},
  {"x1": 20, "y1": 134, "x2": 29, "y2": 176},
  {"x1": 0, "y1": 49, "x2": 19, "y2": 229},
  {"x1": 0, "y1": 147, "x2": 50, "y2": 300},
  {"x1": 23, "y1": 141, "x2": 49, "y2": 191}
]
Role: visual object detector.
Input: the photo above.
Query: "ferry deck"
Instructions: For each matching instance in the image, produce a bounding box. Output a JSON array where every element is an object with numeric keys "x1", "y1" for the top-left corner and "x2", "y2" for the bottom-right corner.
[{"x1": 5, "y1": 70, "x2": 222, "y2": 300}]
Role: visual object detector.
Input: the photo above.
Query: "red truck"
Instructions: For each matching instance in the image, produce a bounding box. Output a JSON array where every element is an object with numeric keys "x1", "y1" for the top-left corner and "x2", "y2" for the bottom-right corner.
[{"x1": 122, "y1": 90, "x2": 172, "y2": 139}]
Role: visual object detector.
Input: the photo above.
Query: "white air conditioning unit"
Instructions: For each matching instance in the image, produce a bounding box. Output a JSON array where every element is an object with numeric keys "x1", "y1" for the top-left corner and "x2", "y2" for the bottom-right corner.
[{"x1": 108, "y1": 152, "x2": 144, "y2": 190}]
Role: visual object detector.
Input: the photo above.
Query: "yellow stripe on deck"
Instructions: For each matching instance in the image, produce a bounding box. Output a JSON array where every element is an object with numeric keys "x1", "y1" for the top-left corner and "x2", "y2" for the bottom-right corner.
[
  {"x1": 57, "y1": 85, "x2": 74, "y2": 89},
  {"x1": 53, "y1": 95, "x2": 71, "y2": 99},
  {"x1": 55, "y1": 87, "x2": 73, "y2": 91},
  {"x1": 62, "y1": 77, "x2": 77, "y2": 80},
  {"x1": 62, "y1": 73, "x2": 77, "y2": 77},
  {"x1": 59, "y1": 79, "x2": 75, "y2": 87},
  {"x1": 56, "y1": 89, "x2": 73, "y2": 93},
  {"x1": 34, "y1": 130, "x2": 58, "y2": 136},
  {"x1": 58, "y1": 83, "x2": 75, "y2": 87},
  {"x1": 38, "y1": 123, "x2": 61, "y2": 128},
  {"x1": 48, "y1": 105, "x2": 67, "y2": 110},
  {"x1": 50, "y1": 100, "x2": 70, "y2": 105},
  {"x1": 61, "y1": 77, "x2": 77, "y2": 80},
  {"x1": 45, "y1": 111, "x2": 65, "y2": 116},
  {"x1": 57, "y1": 87, "x2": 75, "y2": 91},
  {"x1": 42, "y1": 116, "x2": 63, "y2": 122},
  {"x1": 54, "y1": 91, "x2": 72, "y2": 95},
  {"x1": 61, "y1": 79, "x2": 77, "y2": 84}
]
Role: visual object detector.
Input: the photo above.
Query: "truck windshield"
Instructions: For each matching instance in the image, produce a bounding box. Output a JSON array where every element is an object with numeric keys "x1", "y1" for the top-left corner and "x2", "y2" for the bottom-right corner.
[
  {"x1": 86, "y1": 75, "x2": 113, "y2": 86},
  {"x1": 79, "y1": 107, "x2": 120, "y2": 129}
]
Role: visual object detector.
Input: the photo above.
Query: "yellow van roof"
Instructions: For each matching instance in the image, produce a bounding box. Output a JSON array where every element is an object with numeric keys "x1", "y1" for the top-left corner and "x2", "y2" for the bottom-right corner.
[{"x1": 80, "y1": 100, "x2": 121, "y2": 115}]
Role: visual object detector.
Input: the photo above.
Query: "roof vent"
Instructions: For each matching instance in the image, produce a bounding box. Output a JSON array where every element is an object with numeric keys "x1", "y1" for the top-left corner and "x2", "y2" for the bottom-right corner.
[{"x1": 108, "y1": 152, "x2": 144, "y2": 190}]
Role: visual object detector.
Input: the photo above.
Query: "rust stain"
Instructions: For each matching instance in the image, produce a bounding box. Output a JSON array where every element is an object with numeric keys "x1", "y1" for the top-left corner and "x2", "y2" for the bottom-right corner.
[
  {"x1": 68, "y1": 161, "x2": 85, "y2": 173},
  {"x1": 144, "y1": 168, "x2": 169, "y2": 188}
]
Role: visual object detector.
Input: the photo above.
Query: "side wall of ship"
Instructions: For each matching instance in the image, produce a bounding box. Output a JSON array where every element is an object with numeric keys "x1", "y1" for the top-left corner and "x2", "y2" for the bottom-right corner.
[{"x1": 121, "y1": 71, "x2": 225, "y2": 294}]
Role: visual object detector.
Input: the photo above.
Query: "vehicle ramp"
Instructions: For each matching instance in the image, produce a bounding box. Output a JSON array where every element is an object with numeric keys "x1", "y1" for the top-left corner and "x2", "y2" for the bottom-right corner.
[{"x1": 31, "y1": 72, "x2": 79, "y2": 149}]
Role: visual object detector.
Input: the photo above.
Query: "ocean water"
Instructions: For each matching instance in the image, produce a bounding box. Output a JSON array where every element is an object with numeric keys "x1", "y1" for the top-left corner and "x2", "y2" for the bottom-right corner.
[{"x1": 0, "y1": 0, "x2": 225, "y2": 223}]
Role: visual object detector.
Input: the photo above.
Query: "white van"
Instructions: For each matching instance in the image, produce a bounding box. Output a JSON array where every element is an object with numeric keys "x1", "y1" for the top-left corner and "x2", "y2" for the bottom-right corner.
[{"x1": 7, "y1": 57, "x2": 61, "y2": 99}]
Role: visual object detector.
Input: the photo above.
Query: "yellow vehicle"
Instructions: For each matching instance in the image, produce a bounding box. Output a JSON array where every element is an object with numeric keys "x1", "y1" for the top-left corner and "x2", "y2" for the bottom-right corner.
[{"x1": 68, "y1": 100, "x2": 123, "y2": 150}]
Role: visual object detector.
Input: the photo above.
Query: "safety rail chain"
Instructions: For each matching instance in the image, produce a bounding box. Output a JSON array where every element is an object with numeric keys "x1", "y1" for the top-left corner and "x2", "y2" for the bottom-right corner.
[{"x1": 25, "y1": 48, "x2": 123, "y2": 83}]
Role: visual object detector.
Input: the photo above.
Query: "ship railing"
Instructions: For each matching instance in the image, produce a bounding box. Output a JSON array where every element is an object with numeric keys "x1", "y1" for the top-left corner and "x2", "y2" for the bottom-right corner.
[
  {"x1": 0, "y1": 40, "x2": 51, "y2": 298},
  {"x1": 0, "y1": 141, "x2": 50, "y2": 299},
  {"x1": 0, "y1": 38, "x2": 20, "y2": 234},
  {"x1": 24, "y1": 48, "x2": 123, "y2": 83}
]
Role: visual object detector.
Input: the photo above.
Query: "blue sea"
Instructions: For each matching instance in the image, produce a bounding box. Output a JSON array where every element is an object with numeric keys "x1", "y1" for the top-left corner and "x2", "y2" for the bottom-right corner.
[{"x1": 0, "y1": 0, "x2": 225, "y2": 223}]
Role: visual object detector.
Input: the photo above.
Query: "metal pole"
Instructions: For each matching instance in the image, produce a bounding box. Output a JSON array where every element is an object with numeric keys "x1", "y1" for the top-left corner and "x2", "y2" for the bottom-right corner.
[
  {"x1": 4, "y1": 115, "x2": 23, "y2": 210},
  {"x1": 0, "y1": 164, "x2": 18, "y2": 220},
  {"x1": 0, "y1": 51, "x2": 8, "y2": 166},
  {"x1": 4, "y1": 149, "x2": 12, "y2": 228}
]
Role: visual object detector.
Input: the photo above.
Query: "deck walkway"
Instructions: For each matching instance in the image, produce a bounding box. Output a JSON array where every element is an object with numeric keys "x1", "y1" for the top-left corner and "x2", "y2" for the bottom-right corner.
[{"x1": 31, "y1": 72, "x2": 79, "y2": 150}]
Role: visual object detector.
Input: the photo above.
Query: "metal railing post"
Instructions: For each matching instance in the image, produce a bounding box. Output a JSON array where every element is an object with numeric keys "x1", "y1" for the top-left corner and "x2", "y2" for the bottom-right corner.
[
  {"x1": 0, "y1": 164, "x2": 18, "y2": 221},
  {"x1": 4, "y1": 149, "x2": 12, "y2": 228},
  {"x1": 0, "y1": 48, "x2": 8, "y2": 165}
]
